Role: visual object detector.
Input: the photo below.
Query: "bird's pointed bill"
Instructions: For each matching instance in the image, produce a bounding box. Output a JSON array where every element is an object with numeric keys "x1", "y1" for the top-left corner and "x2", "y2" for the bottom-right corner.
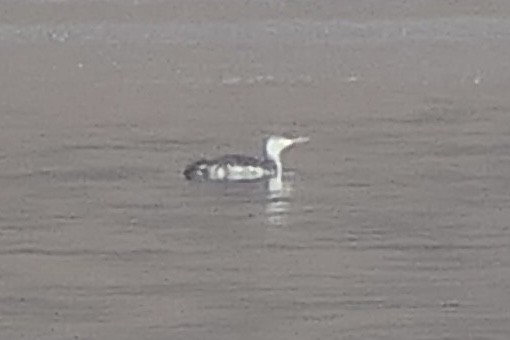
[{"x1": 291, "y1": 136, "x2": 310, "y2": 144}]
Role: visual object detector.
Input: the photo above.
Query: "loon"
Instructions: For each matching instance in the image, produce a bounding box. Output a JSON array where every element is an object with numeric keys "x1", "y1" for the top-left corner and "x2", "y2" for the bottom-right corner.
[{"x1": 183, "y1": 135, "x2": 309, "y2": 182}]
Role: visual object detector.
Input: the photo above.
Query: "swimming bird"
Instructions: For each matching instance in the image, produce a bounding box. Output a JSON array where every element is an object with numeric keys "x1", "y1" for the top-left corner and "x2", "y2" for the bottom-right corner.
[{"x1": 183, "y1": 135, "x2": 309, "y2": 182}]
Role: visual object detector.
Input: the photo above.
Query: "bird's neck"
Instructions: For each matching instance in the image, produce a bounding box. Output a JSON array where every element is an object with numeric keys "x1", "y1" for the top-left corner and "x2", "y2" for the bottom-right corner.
[
  {"x1": 266, "y1": 152, "x2": 283, "y2": 178},
  {"x1": 274, "y1": 158, "x2": 283, "y2": 178}
]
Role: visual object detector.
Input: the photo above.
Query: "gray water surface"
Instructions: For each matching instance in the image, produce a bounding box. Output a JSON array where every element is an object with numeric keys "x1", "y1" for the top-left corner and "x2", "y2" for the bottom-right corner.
[{"x1": 1, "y1": 2, "x2": 509, "y2": 339}]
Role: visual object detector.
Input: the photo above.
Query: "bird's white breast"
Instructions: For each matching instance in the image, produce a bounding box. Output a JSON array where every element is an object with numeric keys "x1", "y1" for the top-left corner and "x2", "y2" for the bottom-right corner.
[{"x1": 225, "y1": 165, "x2": 268, "y2": 181}]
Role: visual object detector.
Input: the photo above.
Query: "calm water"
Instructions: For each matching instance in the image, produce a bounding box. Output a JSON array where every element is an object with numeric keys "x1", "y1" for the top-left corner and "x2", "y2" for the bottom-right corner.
[{"x1": 1, "y1": 3, "x2": 510, "y2": 339}]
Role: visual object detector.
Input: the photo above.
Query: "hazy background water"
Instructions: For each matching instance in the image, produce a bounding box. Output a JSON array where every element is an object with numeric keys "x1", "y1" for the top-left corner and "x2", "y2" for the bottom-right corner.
[{"x1": 1, "y1": 1, "x2": 509, "y2": 339}]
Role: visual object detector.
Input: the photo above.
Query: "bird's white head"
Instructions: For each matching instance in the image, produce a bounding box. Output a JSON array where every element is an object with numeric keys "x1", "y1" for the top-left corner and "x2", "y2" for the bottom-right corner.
[{"x1": 263, "y1": 135, "x2": 309, "y2": 164}]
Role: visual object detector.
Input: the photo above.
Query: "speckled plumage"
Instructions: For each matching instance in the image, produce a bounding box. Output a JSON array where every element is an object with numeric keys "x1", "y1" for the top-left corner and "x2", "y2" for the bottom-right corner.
[
  {"x1": 183, "y1": 135, "x2": 309, "y2": 182},
  {"x1": 184, "y1": 155, "x2": 276, "y2": 181}
]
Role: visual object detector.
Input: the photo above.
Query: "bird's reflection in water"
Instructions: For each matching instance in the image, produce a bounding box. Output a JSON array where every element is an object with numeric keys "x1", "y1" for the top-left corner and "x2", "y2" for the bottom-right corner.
[{"x1": 265, "y1": 174, "x2": 294, "y2": 226}]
